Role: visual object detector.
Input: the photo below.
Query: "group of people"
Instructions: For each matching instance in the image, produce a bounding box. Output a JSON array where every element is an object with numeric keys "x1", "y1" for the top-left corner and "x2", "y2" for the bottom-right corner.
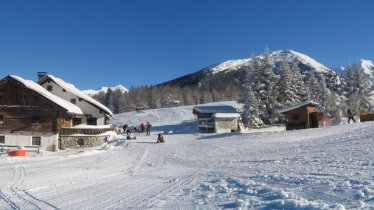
[
  {"x1": 123, "y1": 122, "x2": 152, "y2": 136},
  {"x1": 122, "y1": 122, "x2": 164, "y2": 142}
]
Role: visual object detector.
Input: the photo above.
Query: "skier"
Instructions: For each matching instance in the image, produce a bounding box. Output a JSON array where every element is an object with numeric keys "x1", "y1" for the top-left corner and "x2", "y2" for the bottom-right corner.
[
  {"x1": 146, "y1": 122, "x2": 152, "y2": 136},
  {"x1": 156, "y1": 133, "x2": 164, "y2": 143},
  {"x1": 347, "y1": 109, "x2": 355, "y2": 123}
]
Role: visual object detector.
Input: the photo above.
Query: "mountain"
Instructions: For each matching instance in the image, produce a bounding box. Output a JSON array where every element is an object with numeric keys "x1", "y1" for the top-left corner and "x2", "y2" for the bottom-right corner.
[
  {"x1": 83, "y1": 85, "x2": 128, "y2": 96},
  {"x1": 161, "y1": 49, "x2": 341, "y2": 89}
]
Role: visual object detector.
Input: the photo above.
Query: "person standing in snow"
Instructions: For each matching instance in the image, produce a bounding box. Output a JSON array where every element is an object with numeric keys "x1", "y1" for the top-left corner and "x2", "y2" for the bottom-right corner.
[
  {"x1": 146, "y1": 122, "x2": 152, "y2": 135},
  {"x1": 140, "y1": 122, "x2": 145, "y2": 133},
  {"x1": 347, "y1": 109, "x2": 355, "y2": 123}
]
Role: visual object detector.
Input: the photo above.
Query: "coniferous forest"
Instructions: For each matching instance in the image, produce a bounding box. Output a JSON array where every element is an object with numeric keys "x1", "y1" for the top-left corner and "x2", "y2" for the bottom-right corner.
[{"x1": 92, "y1": 50, "x2": 373, "y2": 126}]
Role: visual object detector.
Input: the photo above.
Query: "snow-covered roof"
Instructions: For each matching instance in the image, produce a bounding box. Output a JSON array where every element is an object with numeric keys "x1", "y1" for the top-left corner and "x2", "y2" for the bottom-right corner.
[
  {"x1": 40, "y1": 75, "x2": 113, "y2": 116},
  {"x1": 278, "y1": 101, "x2": 319, "y2": 114},
  {"x1": 212, "y1": 113, "x2": 241, "y2": 118},
  {"x1": 9, "y1": 75, "x2": 83, "y2": 115},
  {"x1": 193, "y1": 105, "x2": 238, "y2": 114}
]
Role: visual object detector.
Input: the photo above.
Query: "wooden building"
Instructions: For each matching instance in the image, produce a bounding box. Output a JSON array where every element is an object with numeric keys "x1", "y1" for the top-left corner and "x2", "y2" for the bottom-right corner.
[
  {"x1": 37, "y1": 74, "x2": 113, "y2": 126},
  {"x1": 278, "y1": 101, "x2": 324, "y2": 130},
  {"x1": 0, "y1": 75, "x2": 83, "y2": 151},
  {"x1": 193, "y1": 105, "x2": 240, "y2": 133}
]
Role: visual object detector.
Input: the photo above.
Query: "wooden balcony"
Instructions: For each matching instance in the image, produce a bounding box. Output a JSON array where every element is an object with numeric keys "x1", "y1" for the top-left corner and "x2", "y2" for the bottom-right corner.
[{"x1": 60, "y1": 125, "x2": 114, "y2": 135}]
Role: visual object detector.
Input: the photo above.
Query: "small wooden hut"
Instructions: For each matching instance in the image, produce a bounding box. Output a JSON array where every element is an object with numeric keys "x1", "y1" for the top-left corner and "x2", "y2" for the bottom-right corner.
[
  {"x1": 192, "y1": 105, "x2": 240, "y2": 133},
  {"x1": 278, "y1": 101, "x2": 324, "y2": 130}
]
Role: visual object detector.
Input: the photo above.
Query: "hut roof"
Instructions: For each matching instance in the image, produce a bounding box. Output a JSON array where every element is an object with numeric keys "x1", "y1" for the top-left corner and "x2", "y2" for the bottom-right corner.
[
  {"x1": 193, "y1": 105, "x2": 238, "y2": 114},
  {"x1": 278, "y1": 101, "x2": 319, "y2": 114}
]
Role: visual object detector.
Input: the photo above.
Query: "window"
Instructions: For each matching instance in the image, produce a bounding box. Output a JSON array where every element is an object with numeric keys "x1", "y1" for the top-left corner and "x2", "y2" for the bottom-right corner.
[
  {"x1": 87, "y1": 117, "x2": 97, "y2": 125},
  {"x1": 31, "y1": 115, "x2": 40, "y2": 125},
  {"x1": 77, "y1": 139, "x2": 84, "y2": 146},
  {"x1": 73, "y1": 118, "x2": 81, "y2": 126},
  {"x1": 0, "y1": 136, "x2": 4, "y2": 144},
  {"x1": 47, "y1": 85, "x2": 53, "y2": 91},
  {"x1": 32, "y1": 137, "x2": 41, "y2": 146},
  {"x1": 0, "y1": 115, "x2": 4, "y2": 125},
  {"x1": 70, "y1": 99, "x2": 76, "y2": 104}
]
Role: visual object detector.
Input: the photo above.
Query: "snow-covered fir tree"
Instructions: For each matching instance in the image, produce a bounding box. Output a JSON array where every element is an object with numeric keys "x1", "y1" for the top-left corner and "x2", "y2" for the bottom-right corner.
[
  {"x1": 345, "y1": 62, "x2": 372, "y2": 113},
  {"x1": 255, "y1": 49, "x2": 280, "y2": 124},
  {"x1": 277, "y1": 59, "x2": 306, "y2": 107},
  {"x1": 306, "y1": 72, "x2": 339, "y2": 116},
  {"x1": 238, "y1": 58, "x2": 262, "y2": 127}
]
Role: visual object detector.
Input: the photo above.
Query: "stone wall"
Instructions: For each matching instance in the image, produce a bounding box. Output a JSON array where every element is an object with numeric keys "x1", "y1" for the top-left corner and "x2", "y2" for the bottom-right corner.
[{"x1": 60, "y1": 135, "x2": 109, "y2": 150}]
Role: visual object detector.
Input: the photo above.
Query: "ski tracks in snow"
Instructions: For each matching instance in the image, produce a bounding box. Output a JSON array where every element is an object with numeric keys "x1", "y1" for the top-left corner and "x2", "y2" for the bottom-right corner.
[{"x1": 0, "y1": 165, "x2": 58, "y2": 210}]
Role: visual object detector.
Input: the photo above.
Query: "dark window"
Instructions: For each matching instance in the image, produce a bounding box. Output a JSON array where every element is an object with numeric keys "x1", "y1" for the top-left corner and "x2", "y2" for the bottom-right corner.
[
  {"x1": 73, "y1": 118, "x2": 81, "y2": 126},
  {"x1": 32, "y1": 137, "x2": 41, "y2": 146},
  {"x1": 0, "y1": 136, "x2": 4, "y2": 144},
  {"x1": 31, "y1": 115, "x2": 40, "y2": 125},
  {"x1": 77, "y1": 139, "x2": 84, "y2": 146},
  {"x1": 47, "y1": 85, "x2": 53, "y2": 91},
  {"x1": 292, "y1": 113, "x2": 300, "y2": 121},
  {"x1": 0, "y1": 115, "x2": 4, "y2": 125},
  {"x1": 70, "y1": 98, "x2": 76, "y2": 104},
  {"x1": 87, "y1": 117, "x2": 97, "y2": 125},
  {"x1": 63, "y1": 89, "x2": 66, "y2": 92}
]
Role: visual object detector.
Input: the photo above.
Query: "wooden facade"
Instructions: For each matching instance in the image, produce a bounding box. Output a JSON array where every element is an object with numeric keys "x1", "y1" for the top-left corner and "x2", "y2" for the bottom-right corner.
[
  {"x1": 360, "y1": 113, "x2": 374, "y2": 122},
  {"x1": 0, "y1": 76, "x2": 77, "y2": 133},
  {"x1": 0, "y1": 76, "x2": 83, "y2": 151},
  {"x1": 279, "y1": 102, "x2": 324, "y2": 130}
]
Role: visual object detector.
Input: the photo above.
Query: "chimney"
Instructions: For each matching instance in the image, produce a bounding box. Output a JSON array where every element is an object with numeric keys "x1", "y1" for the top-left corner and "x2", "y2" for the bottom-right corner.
[{"x1": 37, "y1": 72, "x2": 47, "y2": 81}]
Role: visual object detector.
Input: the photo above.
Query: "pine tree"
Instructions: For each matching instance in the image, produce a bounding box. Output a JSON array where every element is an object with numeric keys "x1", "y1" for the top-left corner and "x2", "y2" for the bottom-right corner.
[
  {"x1": 111, "y1": 89, "x2": 126, "y2": 114},
  {"x1": 345, "y1": 62, "x2": 372, "y2": 113},
  {"x1": 255, "y1": 49, "x2": 279, "y2": 124},
  {"x1": 238, "y1": 57, "x2": 262, "y2": 127}
]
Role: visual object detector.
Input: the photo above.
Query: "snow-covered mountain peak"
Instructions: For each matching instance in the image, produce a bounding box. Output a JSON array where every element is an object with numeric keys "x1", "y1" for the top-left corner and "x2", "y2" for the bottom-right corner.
[
  {"x1": 83, "y1": 85, "x2": 128, "y2": 96},
  {"x1": 202, "y1": 49, "x2": 333, "y2": 76},
  {"x1": 205, "y1": 59, "x2": 250, "y2": 75},
  {"x1": 270, "y1": 50, "x2": 332, "y2": 73}
]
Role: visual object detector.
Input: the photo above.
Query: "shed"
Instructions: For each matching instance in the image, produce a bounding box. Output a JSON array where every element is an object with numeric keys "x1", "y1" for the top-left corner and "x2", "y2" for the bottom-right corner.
[
  {"x1": 192, "y1": 105, "x2": 240, "y2": 133},
  {"x1": 278, "y1": 101, "x2": 324, "y2": 130}
]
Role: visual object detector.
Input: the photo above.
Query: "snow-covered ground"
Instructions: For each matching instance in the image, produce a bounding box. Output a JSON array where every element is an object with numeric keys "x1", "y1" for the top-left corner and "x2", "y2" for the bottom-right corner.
[{"x1": 0, "y1": 102, "x2": 373, "y2": 209}]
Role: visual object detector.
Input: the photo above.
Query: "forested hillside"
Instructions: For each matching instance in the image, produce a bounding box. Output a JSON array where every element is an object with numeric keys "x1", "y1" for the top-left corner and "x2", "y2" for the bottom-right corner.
[{"x1": 91, "y1": 50, "x2": 374, "y2": 126}]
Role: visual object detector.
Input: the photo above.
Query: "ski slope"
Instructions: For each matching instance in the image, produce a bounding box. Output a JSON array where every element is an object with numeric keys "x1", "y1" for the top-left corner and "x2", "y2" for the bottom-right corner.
[{"x1": 0, "y1": 102, "x2": 373, "y2": 209}]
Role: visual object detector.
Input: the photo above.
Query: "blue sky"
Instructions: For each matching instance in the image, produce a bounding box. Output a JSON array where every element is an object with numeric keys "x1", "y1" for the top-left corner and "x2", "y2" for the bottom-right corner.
[{"x1": 0, "y1": 0, "x2": 373, "y2": 90}]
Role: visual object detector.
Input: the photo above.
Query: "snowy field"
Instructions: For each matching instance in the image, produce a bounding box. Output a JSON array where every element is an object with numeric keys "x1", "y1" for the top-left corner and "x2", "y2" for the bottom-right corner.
[{"x1": 0, "y1": 102, "x2": 373, "y2": 209}]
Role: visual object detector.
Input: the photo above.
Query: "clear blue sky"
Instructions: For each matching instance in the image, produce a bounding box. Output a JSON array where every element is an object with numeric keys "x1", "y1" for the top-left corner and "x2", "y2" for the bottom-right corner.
[{"x1": 1, "y1": 0, "x2": 373, "y2": 90}]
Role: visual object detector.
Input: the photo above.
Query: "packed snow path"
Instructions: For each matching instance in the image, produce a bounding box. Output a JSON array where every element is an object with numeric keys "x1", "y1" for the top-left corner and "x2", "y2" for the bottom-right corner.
[{"x1": 0, "y1": 121, "x2": 373, "y2": 209}]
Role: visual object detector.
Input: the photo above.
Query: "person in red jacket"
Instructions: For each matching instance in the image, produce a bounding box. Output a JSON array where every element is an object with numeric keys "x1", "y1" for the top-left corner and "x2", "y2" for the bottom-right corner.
[{"x1": 140, "y1": 122, "x2": 145, "y2": 133}]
